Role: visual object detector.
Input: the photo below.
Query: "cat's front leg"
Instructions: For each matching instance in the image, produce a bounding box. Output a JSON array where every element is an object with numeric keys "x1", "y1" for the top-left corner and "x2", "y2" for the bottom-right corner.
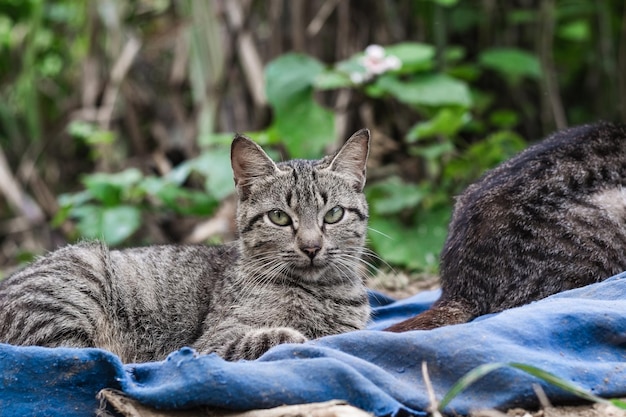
[
  {"x1": 194, "y1": 326, "x2": 307, "y2": 361},
  {"x1": 224, "y1": 327, "x2": 308, "y2": 360}
]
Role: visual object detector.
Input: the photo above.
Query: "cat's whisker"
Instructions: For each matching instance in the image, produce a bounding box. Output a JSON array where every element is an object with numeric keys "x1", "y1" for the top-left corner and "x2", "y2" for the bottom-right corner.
[
  {"x1": 328, "y1": 263, "x2": 352, "y2": 284},
  {"x1": 332, "y1": 258, "x2": 360, "y2": 277},
  {"x1": 330, "y1": 256, "x2": 365, "y2": 279},
  {"x1": 360, "y1": 247, "x2": 396, "y2": 273},
  {"x1": 338, "y1": 252, "x2": 381, "y2": 276},
  {"x1": 341, "y1": 245, "x2": 396, "y2": 275},
  {"x1": 366, "y1": 227, "x2": 393, "y2": 240},
  {"x1": 236, "y1": 259, "x2": 287, "y2": 300},
  {"x1": 339, "y1": 261, "x2": 374, "y2": 283}
]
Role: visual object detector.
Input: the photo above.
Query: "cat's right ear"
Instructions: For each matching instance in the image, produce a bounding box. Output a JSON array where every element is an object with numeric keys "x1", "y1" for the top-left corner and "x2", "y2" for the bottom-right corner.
[
  {"x1": 328, "y1": 129, "x2": 370, "y2": 191},
  {"x1": 231, "y1": 134, "x2": 279, "y2": 198}
]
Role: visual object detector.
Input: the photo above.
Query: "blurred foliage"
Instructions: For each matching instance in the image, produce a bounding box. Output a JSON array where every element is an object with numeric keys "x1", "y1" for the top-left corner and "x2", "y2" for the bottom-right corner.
[{"x1": 0, "y1": 0, "x2": 624, "y2": 272}]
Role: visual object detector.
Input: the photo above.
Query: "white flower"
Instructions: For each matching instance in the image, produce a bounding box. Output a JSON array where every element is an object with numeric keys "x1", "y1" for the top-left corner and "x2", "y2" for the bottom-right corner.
[
  {"x1": 350, "y1": 72, "x2": 366, "y2": 84},
  {"x1": 385, "y1": 55, "x2": 402, "y2": 71},
  {"x1": 365, "y1": 44, "x2": 386, "y2": 60},
  {"x1": 350, "y1": 44, "x2": 402, "y2": 84}
]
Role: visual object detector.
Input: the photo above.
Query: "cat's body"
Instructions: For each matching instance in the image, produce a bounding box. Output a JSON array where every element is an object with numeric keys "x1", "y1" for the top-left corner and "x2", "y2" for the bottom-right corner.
[
  {"x1": 0, "y1": 130, "x2": 371, "y2": 362},
  {"x1": 388, "y1": 122, "x2": 626, "y2": 332}
]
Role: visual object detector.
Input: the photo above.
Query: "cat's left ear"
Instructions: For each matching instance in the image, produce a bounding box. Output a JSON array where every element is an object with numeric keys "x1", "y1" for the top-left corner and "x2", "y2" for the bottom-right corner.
[
  {"x1": 231, "y1": 134, "x2": 279, "y2": 198},
  {"x1": 327, "y1": 129, "x2": 370, "y2": 191}
]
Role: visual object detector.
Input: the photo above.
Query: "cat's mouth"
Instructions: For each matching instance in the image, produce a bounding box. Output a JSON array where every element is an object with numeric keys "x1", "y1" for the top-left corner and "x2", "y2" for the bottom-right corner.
[
  {"x1": 291, "y1": 259, "x2": 329, "y2": 277},
  {"x1": 296, "y1": 261, "x2": 327, "y2": 272}
]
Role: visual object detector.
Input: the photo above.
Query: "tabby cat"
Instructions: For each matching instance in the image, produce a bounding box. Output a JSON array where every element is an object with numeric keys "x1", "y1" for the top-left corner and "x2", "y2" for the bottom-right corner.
[
  {"x1": 0, "y1": 130, "x2": 371, "y2": 362},
  {"x1": 387, "y1": 122, "x2": 626, "y2": 332}
]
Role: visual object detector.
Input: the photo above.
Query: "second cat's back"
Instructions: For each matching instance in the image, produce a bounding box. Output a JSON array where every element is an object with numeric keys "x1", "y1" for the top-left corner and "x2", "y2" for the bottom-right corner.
[{"x1": 388, "y1": 122, "x2": 626, "y2": 331}]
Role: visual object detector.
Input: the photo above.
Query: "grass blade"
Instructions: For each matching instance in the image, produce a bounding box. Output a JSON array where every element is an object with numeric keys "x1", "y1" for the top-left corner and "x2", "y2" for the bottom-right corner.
[
  {"x1": 507, "y1": 363, "x2": 611, "y2": 406},
  {"x1": 610, "y1": 399, "x2": 626, "y2": 409},
  {"x1": 438, "y1": 362, "x2": 508, "y2": 410},
  {"x1": 438, "y1": 362, "x2": 626, "y2": 411}
]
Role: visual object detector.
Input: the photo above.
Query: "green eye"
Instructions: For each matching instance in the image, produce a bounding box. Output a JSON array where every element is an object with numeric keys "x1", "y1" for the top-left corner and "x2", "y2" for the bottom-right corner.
[
  {"x1": 268, "y1": 209, "x2": 292, "y2": 226},
  {"x1": 324, "y1": 206, "x2": 344, "y2": 224}
]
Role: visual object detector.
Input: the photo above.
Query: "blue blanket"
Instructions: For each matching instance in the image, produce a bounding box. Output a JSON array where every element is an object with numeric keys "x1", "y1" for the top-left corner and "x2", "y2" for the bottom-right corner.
[{"x1": 2, "y1": 272, "x2": 626, "y2": 417}]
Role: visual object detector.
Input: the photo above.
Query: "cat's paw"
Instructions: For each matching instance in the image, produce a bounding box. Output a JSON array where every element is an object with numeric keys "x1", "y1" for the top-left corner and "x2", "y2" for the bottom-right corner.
[{"x1": 221, "y1": 327, "x2": 307, "y2": 361}]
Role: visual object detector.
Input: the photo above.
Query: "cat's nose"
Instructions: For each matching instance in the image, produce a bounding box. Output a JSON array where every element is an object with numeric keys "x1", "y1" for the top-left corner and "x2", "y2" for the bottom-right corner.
[{"x1": 300, "y1": 245, "x2": 321, "y2": 259}]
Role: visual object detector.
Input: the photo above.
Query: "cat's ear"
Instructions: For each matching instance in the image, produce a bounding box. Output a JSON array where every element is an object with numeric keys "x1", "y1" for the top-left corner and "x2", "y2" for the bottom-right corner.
[
  {"x1": 327, "y1": 129, "x2": 370, "y2": 191},
  {"x1": 231, "y1": 134, "x2": 279, "y2": 197}
]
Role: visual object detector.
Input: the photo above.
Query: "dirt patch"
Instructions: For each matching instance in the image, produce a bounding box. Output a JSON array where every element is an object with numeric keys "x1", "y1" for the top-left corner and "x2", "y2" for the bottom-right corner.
[
  {"x1": 367, "y1": 270, "x2": 440, "y2": 299},
  {"x1": 472, "y1": 403, "x2": 626, "y2": 417}
]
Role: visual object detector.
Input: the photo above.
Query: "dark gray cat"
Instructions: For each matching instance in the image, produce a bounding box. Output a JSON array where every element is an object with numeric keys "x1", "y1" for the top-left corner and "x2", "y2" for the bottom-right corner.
[
  {"x1": 388, "y1": 122, "x2": 626, "y2": 332},
  {"x1": 0, "y1": 130, "x2": 371, "y2": 362}
]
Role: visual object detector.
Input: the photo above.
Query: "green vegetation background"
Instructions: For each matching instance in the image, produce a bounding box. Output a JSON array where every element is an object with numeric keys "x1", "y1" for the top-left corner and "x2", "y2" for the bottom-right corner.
[{"x1": 0, "y1": 0, "x2": 624, "y2": 273}]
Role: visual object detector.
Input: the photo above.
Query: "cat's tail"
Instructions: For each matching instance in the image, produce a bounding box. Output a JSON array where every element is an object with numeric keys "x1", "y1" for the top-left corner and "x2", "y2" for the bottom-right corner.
[{"x1": 385, "y1": 299, "x2": 475, "y2": 332}]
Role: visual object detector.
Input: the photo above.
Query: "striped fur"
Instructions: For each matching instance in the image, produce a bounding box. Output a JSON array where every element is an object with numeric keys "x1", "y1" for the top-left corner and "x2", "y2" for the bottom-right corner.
[
  {"x1": 387, "y1": 122, "x2": 626, "y2": 332},
  {"x1": 0, "y1": 130, "x2": 371, "y2": 362}
]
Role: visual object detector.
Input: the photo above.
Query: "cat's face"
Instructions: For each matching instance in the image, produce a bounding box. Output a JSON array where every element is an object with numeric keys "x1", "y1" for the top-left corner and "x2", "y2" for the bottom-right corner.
[{"x1": 231, "y1": 131, "x2": 370, "y2": 282}]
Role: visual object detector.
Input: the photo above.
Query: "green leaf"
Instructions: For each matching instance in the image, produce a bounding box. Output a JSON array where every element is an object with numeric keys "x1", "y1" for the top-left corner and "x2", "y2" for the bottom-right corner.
[
  {"x1": 241, "y1": 130, "x2": 276, "y2": 147},
  {"x1": 141, "y1": 174, "x2": 218, "y2": 216},
  {"x1": 407, "y1": 107, "x2": 470, "y2": 142},
  {"x1": 67, "y1": 120, "x2": 115, "y2": 146},
  {"x1": 368, "y1": 206, "x2": 450, "y2": 271},
  {"x1": 154, "y1": 184, "x2": 216, "y2": 216},
  {"x1": 557, "y1": 20, "x2": 591, "y2": 42},
  {"x1": 425, "y1": 0, "x2": 459, "y2": 6},
  {"x1": 39, "y1": 53, "x2": 63, "y2": 77},
  {"x1": 0, "y1": 15, "x2": 12, "y2": 47},
  {"x1": 54, "y1": 190, "x2": 93, "y2": 227},
  {"x1": 375, "y1": 73, "x2": 472, "y2": 107},
  {"x1": 274, "y1": 93, "x2": 335, "y2": 158},
  {"x1": 314, "y1": 70, "x2": 353, "y2": 90},
  {"x1": 367, "y1": 177, "x2": 427, "y2": 215},
  {"x1": 83, "y1": 168, "x2": 143, "y2": 189},
  {"x1": 443, "y1": 46, "x2": 466, "y2": 64},
  {"x1": 265, "y1": 53, "x2": 335, "y2": 158},
  {"x1": 198, "y1": 132, "x2": 236, "y2": 147},
  {"x1": 57, "y1": 190, "x2": 93, "y2": 209},
  {"x1": 82, "y1": 169, "x2": 143, "y2": 206},
  {"x1": 446, "y1": 65, "x2": 481, "y2": 82},
  {"x1": 265, "y1": 53, "x2": 325, "y2": 111},
  {"x1": 138, "y1": 176, "x2": 168, "y2": 195},
  {"x1": 506, "y1": 9, "x2": 537, "y2": 25},
  {"x1": 384, "y1": 42, "x2": 435, "y2": 72},
  {"x1": 101, "y1": 206, "x2": 142, "y2": 244},
  {"x1": 465, "y1": 130, "x2": 526, "y2": 167},
  {"x1": 489, "y1": 109, "x2": 519, "y2": 129},
  {"x1": 51, "y1": 205, "x2": 72, "y2": 228},
  {"x1": 363, "y1": 82, "x2": 386, "y2": 98},
  {"x1": 335, "y1": 55, "x2": 367, "y2": 79},
  {"x1": 434, "y1": 0, "x2": 459, "y2": 5},
  {"x1": 479, "y1": 48, "x2": 542, "y2": 83},
  {"x1": 166, "y1": 163, "x2": 193, "y2": 186},
  {"x1": 193, "y1": 148, "x2": 235, "y2": 200},
  {"x1": 72, "y1": 205, "x2": 141, "y2": 245},
  {"x1": 445, "y1": 130, "x2": 526, "y2": 183},
  {"x1": 82, "y1": 180, "x2": 120, "y2": 206},
  {"x1": 411, "y1": 141, "x2": 455, "y2": 161}
]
